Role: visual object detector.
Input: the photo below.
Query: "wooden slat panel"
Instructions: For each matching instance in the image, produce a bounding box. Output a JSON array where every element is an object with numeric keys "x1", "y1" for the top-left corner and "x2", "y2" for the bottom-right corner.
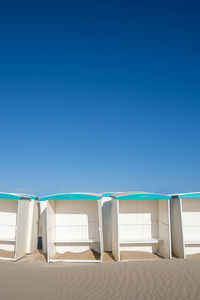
[
  {"x1": 55, "y1": 200, "x2": 100, "y2": 254},
  {"x1": 170, "y1": 197, "x2": 184, "y2": 258},
  {"x1": 112, "y1": 198, "x2": 119, "y2": 261},
  {"x1": 47, "y1": 201, "x2": 56, "y2": 261},
  {"x1": 118, "y1": 199, "x2": 158, "y2": 242},
  {"x1": 15, "y1": 200, "x2": 30, "y2": 260},
  {"x1": 158, "y1": 199, "x2": 171, "y2": 258}
]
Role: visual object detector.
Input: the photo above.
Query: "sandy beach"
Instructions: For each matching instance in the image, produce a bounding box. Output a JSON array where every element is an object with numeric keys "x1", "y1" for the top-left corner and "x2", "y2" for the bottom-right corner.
[{"x1": 0, "y1": 252, "x2": 200, "y2": 300}]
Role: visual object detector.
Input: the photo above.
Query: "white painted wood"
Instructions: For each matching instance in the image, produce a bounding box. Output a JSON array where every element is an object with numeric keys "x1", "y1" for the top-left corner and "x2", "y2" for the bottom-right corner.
[
  {"x1": 98, "y1": 199, "x2": 104, "y2": 263},
  {"x1": 0, "y1": 199, "x2": 17, "y2": 241},
  {"x1": 0, "y1": 197, "x2": 36, "y2": 261},
  {"x1": 0, "y1": 238, "x2": 15, "y2": 242},
  {"x1": 30, "y1": 201, "x2": 39, "y2": 253},
  {"x1": 15, "y1": 200, "x2": 31, "y2": 261},
  {"x1": 157, "y1": 199, "x2": 171, "y2": 258},
  {"x1": 40, "y1": 201, "x2": 47, "y2": 253},
  {"x1": 47, "y1": 200, "x2": 56, "y2": 262},
  {"x1": 0, "y1": 198, "x2": 17, "y2": 254},
  {"x1": 26, "y1": 200, "x2": 34, "y2": 254},
  {"x1": 170, "y1": 197, "x2": 185, "y2": 258},
  {"x1": 0, "y1": 257, "x2": 15, "y2": 261},
  {"x1": 54, "y1": 239, "x2": 100, "y2": 243},
  {"x1": 46, "y1": 198, "x2": 102, "y2": 262},
  {"x1": 168, "y1": 199, "x2": 172, "y2": 259},
  {"x1": 120, "y1": 238, "x2": 162, "y2": 244},
  {"x1": 55, "y1": 200, "x2": 100, "y2": 254},
  {"x1": 118, "y1": 199, "x2": 158, "y2": 254},
  {"x1": 120, "y1": 245, "x2": 158, "y2": 253},
  {"x1": 112, "y1": 198, "x2": 171, "y2": 260},
  {"x1": 112, "y1": 198, "x2": 119, "y2": 261},
  {"x1": 102, "y1": 197, "x2": 112, "y2": 251},
  {"x1": 185, "y1": 246, "x2": 200, "y2": 255},
  {"x1": 182, "y1": 198, "x2": 200, "y2": 256},
  {"x1": 26, "y1": 200, "x2": 38, "y2": 254},
  {"x1": 185, "y1": 240, "x2": 200, "y2": 244}
]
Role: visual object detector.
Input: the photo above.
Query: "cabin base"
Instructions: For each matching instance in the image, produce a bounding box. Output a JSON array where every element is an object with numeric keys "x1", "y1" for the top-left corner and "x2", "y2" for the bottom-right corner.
[
  {"x1": 50, "y1": 249, "x2": 101, "y2": 263},
  {"x1": 0, "y1": 249, "x2": 15, "y2": 261},
  {"x1": 186, "y1": 253, "x2": 200, "y2": 259},
  {"x1": 49, "y1": 259, "x2": 101, "y2": 263},
  {"x1": 120, "y1": 251, "x2": 162, "y2": 261}
]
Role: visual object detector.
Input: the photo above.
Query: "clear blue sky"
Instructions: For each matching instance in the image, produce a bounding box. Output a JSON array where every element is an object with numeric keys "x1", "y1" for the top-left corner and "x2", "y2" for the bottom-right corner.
[{"x1": 0, "y1": 1, "x2": 199, "y2": 196}]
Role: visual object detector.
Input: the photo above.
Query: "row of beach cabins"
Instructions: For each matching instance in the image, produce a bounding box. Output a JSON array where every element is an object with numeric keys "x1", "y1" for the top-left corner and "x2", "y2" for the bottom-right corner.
[{"x1": 0, "y1": 191, "x2": 200, "y2": 262}]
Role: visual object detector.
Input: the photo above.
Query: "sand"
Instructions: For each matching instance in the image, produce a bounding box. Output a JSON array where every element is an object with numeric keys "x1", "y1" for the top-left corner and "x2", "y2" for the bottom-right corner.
[
  {"x1": 0, "y1": 249, "x2": 14, "y2": 259},
  {"x1": 120, "y1": 251, "x2": 161, "y2": 260},
  {"x1": 103, "y1": 251, "x2": 115, "y2": 262},
  {"x1": 187, "y1": 253, "x2": 200, "y2": 259},
  {"x1": 0, "y1": 254, "x2": 200, "y2": 299},
  {"x1": 17, "y1": 250, "x2": 46, "y2": 264},
  {"x1": 53, "y1": 249, "x2": 100, "y2": 261}
]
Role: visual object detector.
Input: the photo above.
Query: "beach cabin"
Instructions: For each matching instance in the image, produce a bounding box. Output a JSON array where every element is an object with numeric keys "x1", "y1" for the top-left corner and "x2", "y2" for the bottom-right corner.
[
  {"x1": 171, "y1": 193, "x2": 200, "y2": 259},
  {"x1": 111, "y1": 192, "x2": 171, "y2": 261},
  {"x1": 39, "y1": 193, "x2": 103, "y2": 263},
  {"x1": 0, "y1": 193, "x2": 38, "y2": 261}
]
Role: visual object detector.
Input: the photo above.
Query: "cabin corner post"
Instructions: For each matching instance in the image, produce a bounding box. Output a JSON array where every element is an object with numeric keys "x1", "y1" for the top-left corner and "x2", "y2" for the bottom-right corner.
[
  {"x1": 179, "y1": 197, "x2": 185, "y2": 259},
  {"x1": 170, "y1": 196, "x2": 185, "y2": 259},
  {"x1": 98, "y1": 198, "x2": 104, "y2": 263},
  {"x1": 26, "y1": 199, "x2": 36, "y2": 254},
  {"x1": 116, "y1": 199, "x2": 120, "y2": 261},
  {"x1": 14, "y1": 200, "x2": 31, "y2": 261},
  {"x1": 46, "y1": 201, "x2": 50, "y2": 263},
  {"x1": 102, "y1": 196, "x2": 112, "y2": 252},
  {"x1": 46, "y1": 200, "x2": 56, "y2": 263},
  {"x1": 111, "y1": 196, "x2": 119, "y2": 262},
  {"x1": 168, "y1": 198, "x2": 172, "y2": 259}
]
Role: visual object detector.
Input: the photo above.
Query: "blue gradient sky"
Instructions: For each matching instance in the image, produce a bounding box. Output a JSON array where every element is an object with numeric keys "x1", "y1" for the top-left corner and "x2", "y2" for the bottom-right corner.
[{"x1": 0, "y1": 1, "x2": 200, "y2": 196}]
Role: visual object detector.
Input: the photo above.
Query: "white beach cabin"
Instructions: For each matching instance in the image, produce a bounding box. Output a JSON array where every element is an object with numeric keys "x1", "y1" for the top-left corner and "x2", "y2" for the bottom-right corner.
[
  {"x1": 111, "y1": 192, "x2": 171, "y2": 261},
  {"x1": 0, "y1": 193, "x2": 38, "y2": 261},
  {"x1": 39, "y1": 193, "x2": 103, "y2": 263},
  {"x1": 171, "y1": 193, "x2": 200, "y2": 259}
]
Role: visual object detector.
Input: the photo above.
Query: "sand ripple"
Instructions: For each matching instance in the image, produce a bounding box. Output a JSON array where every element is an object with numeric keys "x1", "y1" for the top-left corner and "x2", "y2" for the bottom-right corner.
[{"x1": 0, "y1": 256, "x2": 200, "y2": 299}]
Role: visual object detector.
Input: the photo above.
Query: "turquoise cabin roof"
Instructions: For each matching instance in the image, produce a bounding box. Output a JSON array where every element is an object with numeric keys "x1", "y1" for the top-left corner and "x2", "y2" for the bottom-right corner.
[{"x1": 39, "y1": 193, "x2": 102, "y2": 201}]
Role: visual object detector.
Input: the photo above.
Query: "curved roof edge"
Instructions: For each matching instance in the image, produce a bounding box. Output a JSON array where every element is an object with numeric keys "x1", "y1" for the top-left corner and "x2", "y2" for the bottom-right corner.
[
  {"x1": 101, "y1": 192, "x2": 118, "y2": 197},
  {"x1": 112, "y1": 192, "x2": 169, "y2": 200},
  {"x1": 15, "y1": 193, "x2": 38, "y2": 200},
  {"x1": 39, "y1": 193, "x2": 102, "y2": 201},
  {"x1": 172, "y1": 192, "x2": 200, "y2": 199},
  {"x1": 0, "y1": 193, "x2": 24, "y2": 200}
]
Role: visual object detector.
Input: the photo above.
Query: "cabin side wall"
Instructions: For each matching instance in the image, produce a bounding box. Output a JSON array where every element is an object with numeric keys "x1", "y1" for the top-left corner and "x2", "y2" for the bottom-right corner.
[
  {"x1": 157, "y1": 199, "x2": 171, "y2": 258},
  {"x1": 98, "y1": 199, "x2": 104, "y2": 262},
  {"x1": 26, "y1": 200, "x2": 39, "y2": 254},
  {"x1": 15, "y1": 200, "x2": 31, "y2": 260},
  {"x1": 102, "y1": 196, "x2": 112, "y2": 251},
  {"x1": 55, "y1": 200, "x2": 100, "y2": 254},
  {"x1": 47, "y1": 200, "x2": 56, "y2": 261},
  {"x1": 170, "y1": 197, "x2": 184, "y2": 258},
  {"x1": 118, "y1": 199, "x2": 158, "y2": 253},
  {"x1": 182, "y1": 198, "x2": 200, "y2": 255},
  {"x1": 0, "y1": 199, "x2": 18, "y2": 253},
  {"x1": 26, "y1": 199, "x2": 34, "y2": 254},
  {"x1": 29, "y1": 201, "x2": 39, "y2": 253},
  {"x1": 40, "y1": 201, "x2": 47, "y2": 253},
  {"x1": 112, "y1": 198, "x2": 119, "y2": 261}
]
